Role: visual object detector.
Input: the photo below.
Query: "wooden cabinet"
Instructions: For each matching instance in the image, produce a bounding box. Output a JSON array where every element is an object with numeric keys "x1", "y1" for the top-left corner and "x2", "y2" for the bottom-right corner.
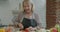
[{"x1": 46, "y1": 0, "x2": 57, "y2": 29}]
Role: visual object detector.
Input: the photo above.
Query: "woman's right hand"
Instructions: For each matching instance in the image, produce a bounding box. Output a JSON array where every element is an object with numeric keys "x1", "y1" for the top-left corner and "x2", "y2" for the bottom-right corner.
[{"x1": 18, "y1": 23, "x2": 23, "y2": 29}]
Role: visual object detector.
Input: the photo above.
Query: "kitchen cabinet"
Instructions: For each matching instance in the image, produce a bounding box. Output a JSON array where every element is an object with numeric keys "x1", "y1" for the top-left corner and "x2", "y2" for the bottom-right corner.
[{"x1": 46, "y1": 0, "x2": 57, "y2": 29}]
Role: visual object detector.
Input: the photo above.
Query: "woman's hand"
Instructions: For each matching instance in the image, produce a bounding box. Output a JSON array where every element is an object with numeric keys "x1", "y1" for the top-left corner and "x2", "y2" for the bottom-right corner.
[
  {"x1": 24, "y1": 27, "x2": 36, "y2": 32},
  {"x1": 18, "y1": 23, "x2": 23, "y2": 29},
  {"x1": 28, "y1": 27, "x2": 36, "y2": 31}
]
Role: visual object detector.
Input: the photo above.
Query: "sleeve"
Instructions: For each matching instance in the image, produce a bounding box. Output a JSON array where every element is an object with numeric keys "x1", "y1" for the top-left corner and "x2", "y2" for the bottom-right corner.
[
  {"x1": 12, "y1": 13, "x2": 21, "y2": 27},
  {"x1": 12, "y1": 17, "x2": 18, "y2": 27},
  {"x1": 35, "y1": 13, "x2": 42, "y2": 28}
]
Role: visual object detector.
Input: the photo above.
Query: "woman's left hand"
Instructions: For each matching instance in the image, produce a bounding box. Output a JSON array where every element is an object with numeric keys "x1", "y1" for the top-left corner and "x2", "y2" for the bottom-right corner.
[{"x1": 28, "y1": 27, "x2": 36, "y2": 31}]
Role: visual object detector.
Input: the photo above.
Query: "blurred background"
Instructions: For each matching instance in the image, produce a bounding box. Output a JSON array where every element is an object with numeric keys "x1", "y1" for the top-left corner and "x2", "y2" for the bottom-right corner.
[{"x1": 0, "y1": 0, "x2": 46, "y2": 28}]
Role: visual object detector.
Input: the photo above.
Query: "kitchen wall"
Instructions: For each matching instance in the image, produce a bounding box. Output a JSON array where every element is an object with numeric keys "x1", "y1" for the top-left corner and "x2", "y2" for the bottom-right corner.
[
  {"x1": 0, "y1": 0, "x2": 46, "y2": 28},
  {"x1": 0, "y1": 0, "x2": 19, "y2": 25}
]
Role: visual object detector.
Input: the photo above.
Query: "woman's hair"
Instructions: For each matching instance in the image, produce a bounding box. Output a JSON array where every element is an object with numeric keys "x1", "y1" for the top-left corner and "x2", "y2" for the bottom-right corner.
[
  {"x1": 19, "y1": 0, "x2": 35, "y2": 12},
  {"x1": 23, "y1": 1, "x2": 33, "y2": 12}
]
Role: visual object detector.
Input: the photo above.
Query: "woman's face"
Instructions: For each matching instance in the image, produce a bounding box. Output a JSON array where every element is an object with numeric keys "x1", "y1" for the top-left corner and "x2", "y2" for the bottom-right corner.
[{"x1": 23, "y1": 2, "x2": 32, "y2": 13}]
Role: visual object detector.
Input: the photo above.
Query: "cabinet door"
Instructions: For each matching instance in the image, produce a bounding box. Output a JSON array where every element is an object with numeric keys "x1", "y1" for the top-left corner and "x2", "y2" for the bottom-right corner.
[{"x1": 46, "y1": 0, "x2": 57, "y2": 29}]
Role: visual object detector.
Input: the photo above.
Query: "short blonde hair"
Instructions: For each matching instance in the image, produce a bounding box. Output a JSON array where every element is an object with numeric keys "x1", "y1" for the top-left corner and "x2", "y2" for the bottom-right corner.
[{"x1": 19, "y1": 0, "x2": 35, "y2": 12}]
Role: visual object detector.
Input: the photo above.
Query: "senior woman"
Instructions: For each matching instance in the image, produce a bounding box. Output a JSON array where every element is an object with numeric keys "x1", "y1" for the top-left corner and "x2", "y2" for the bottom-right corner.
[{"x1": 13, "y1": 0, "x2": 42, "y2": 30}]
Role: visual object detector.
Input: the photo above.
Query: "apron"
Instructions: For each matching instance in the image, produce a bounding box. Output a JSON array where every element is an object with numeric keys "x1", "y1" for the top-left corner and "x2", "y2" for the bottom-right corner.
[{"x1": 22, "y1": 18, "x2": 37, "y2": 30}]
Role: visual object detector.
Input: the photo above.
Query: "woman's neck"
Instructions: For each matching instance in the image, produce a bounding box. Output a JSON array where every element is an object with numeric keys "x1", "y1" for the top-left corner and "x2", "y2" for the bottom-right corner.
[
  {"x1": 25, "y1": 11, "x2": 32, "y2": 15},
  {"x1": 24, "y1": 12, "x2": 33, "y2": 18}
]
